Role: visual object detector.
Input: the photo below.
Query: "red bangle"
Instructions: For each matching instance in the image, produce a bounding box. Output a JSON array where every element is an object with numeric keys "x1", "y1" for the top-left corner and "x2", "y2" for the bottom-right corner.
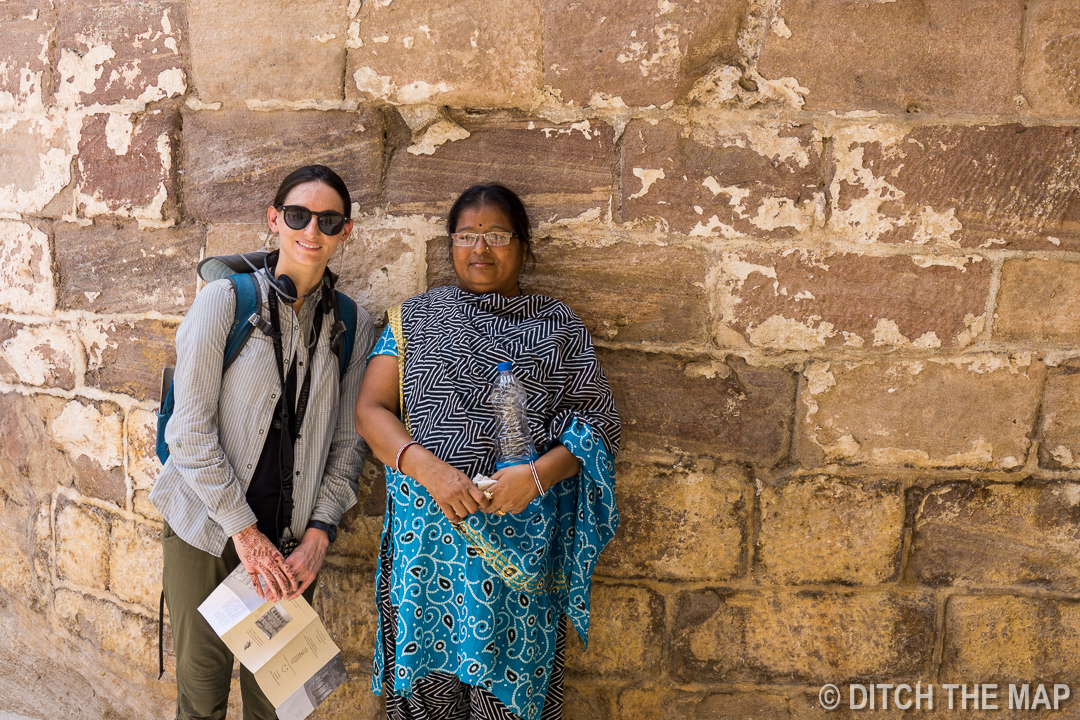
[
  {"x1": 395, "y1": 440, "x2": 421, "y2": 474},
  {"x1": 529, "y1": 460, "x2": 544, "y2": 496}
]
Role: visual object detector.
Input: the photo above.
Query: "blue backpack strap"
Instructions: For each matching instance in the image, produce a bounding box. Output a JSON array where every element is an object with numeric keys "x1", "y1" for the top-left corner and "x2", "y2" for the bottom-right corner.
[
  {"x1": 223, "y1": 273, "x2": 260, "y2": 372},
  {"x1": 335, "y1": 290, "x2": 356, "y2": 381}
]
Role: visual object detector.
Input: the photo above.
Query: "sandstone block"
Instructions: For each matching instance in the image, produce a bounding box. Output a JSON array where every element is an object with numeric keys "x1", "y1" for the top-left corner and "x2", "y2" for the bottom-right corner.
[
  {"x1": 312, "y1": 562, "x2": 379, "y2": 663},
  {"x1": 619, "y1": 686, "x2": 791, "y2": 720},
  {"x1": 564, "y1": 683, "x2": 616, "y2": 720},
  {"x1": 347, "y1": 0, "x2": 541, "y2": 107},
  {"x1": 55, "y1": 500, "x2": 110, "y2": 590},
  {"x1": 126, "y1": 408, "x2": 159, "y2": 492},
  {"x1": 912, "y1": 483, "x2": 1080, "y2": 592},
  {"x1": 47, "y1": 397, "x2": 127, "y2": 504},
  {"x1": 671, "y1": 589, "x2": 935, "y2": 683},
  {"x1": 1039, "y1": 361, "x2": 1080, "y2": 470},
  {"x1": 758, "y1": 0, "x2": 1023, "y2": 114},
  {"x1": 332, "y1": 457, "x2": 385, "y2": 564},
  {"x1": 829, "y1": 124, "x2": 1080, "y2": 250},
  {"x1": 0, "y1": 118, "x2": 71, "y2": 216},
  {"x1": 54, "y1": 588, "x2": 158, "y2": 671},
  {"x1": 942, "y1": 595, "x2": 1080, "y2": 683},
  {"x1": 204, "y1": 223, "x2": 269, "y2": 260},
  {"x1": 1024, "y1": 0, "x2": 1080, "y2": 116},
  {"x1": 0, "y1": 1, "x2": 57, "y2": 109},
  {"x1": 599, "y1": 463, "x2": 748, "y2": 581},
  {"x1": 55, "y1": 0, "x2": 187, "y2": 106},
  {"x1": 187, "y1": 0, "x2": 342, "y2": 102},
  {"x1": 601, "y1": 350, "x2": 795, "y2": 466},
  {"x1": 796, "y1": 357, "x2": 1044, "y2": 470},
  {"x1": 335, "y1": 221, "x2": 430, "y2": 323},
  {"x1": 109, "y1": 519, "x2": 161, "y2": 609},
  {"x1": 387, "y1": 112, "x2": 614, "y2": 222},
  {"x1": 566, "y1": 583, "x2": 663, "y2": 677},
  {"x1": 132, "y1": 491, "x2": 162, "y2": 522},
  {"x1": 0, "y1": 222, "x2": 56, "y2": 314},
  {"x1": 0, "y1": 320, "x2": 79, "y2": 389},
  {"x1": 758, "y1": 476, "x2": 904, "y2": 585},
  {"x1": 542, "y1": 0, "x2": 747, "y2": 107},
  {"x1": 74, "y1": 108, "x2": 179, "y2": 223},
  {"x1": 312, "y1": 671, "x2": 384, "y2": 719},
  {"x1": 712, "y1": 250, "x2": 992, "y2": 352},
  {"x1": 82, "y1": 319, "x2": 177, "y2": 402},
  {"x1": 183, "y1": 108, "x2": 383, "y2": 222},
  {"x1": 995, "y1": 260, "x2": 1080, "y2": 342},
  {"x1": 518, "y1": 240, "x2": 709, "y2": 344},
  {"x1": 621, "y1": 119, "x2": 822, "y2": 239},
  {"x1": 55, "y1": 221, "x2": 202, "y2": 313}
]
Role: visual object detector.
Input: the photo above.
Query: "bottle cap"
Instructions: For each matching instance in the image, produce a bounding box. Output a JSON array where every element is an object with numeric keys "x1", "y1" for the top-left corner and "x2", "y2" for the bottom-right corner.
[{"x1": 496, "y1": 361, "x2": 513, "y2": 371}]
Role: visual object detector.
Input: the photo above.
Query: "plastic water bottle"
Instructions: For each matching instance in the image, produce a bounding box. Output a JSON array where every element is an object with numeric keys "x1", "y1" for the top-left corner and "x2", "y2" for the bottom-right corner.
[{"x1": 491, "y1": 361, "x2": 538, "y2": 469}]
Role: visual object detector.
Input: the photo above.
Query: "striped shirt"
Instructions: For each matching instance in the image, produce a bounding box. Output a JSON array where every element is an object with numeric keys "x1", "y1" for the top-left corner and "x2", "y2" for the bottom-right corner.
[{"x1": 150, "y1": 269, "x2": 375, "y2": 556}]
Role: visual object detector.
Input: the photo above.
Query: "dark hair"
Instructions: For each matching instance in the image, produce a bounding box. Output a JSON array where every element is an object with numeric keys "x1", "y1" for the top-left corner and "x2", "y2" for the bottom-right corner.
[
  {"x1": 446, "y1": 184, "x2": 536, "y2": 270},
  {"x1": 271, "y1": 165, "x2": 352, "y2": 218}
]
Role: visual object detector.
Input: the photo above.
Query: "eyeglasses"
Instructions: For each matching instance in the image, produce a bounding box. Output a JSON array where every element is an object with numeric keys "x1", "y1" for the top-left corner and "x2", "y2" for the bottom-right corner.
[
  {"x1": 275, "y1": 205, "x2": 348, "y2": 236},
  {"x1": 450, "y1": 231, "x2": 515, "y2": 247}
]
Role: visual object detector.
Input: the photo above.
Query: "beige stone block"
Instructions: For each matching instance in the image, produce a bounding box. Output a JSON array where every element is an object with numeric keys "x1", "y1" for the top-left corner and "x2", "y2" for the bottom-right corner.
[
  {"x1": 795, "y1": 357, "x2": 1044, "y2": 470},
  {"x1": 758, "y1": 476, "x2": 904, "y2": 585},
  {"x1": 542, "y1": 0, "x2": 747, "y2": 107},
  {"x1": 46, "y1": 397, "x2": 127, "y2": 504},
  {"x1": 620, "y1": 119, "x2": 822, "y2": 240},
  {"x1": 109, "y1": 519, "x2": 161, "y2": 609},
  {"x1": 81, "y1": 319, "x2": 177, "y2": 403},
  {"x1": 619, "y1": 685, "x2": 792, "y2": 720},
  {"x1": 0, "y1": 222, "x2": 55, "y2": 316},
  {"x1": 132, "y1": 489, "x2": 162, "y2": 523},
  {"x1": 0, "y1": 320, "x2": 79, "y2": 390},
  {"x1": 1038, "y1": 360, "x2": 1080, "y2": 470},
  {"x1": 566, "y1": 583, "x2": 663, "y2": 677},
  {"x1": 995, "y1": 260, "x2": 1080, "y2": 342},
  {"x1": 712, "y1": 250, "x2": 992, "y2": 352},
  {"x1": 911, "y1": 483, "x2": 1080, "y2": 592},
  {"x1": 1024, "y1": 0, "x2": 1080, "y2": 116},
  {"x1": 332, "y1": 456, "x2": 386, "y2": 564},
  {"x1": 346, "y1": 0, "x2": 541, "y2": 107},
  {"x1": 0, "y1": 117, "x2": 70, "y2": 216},
  {"x1": 187, "y1": 0, "x2": 346, "y2": 102},
  {"x1": 312, "y1": 562, "x2": 378, "y2": 664},
  {"x1": 758, "y1": 0, "x2": 1023, "y2": 114},
  {"x1": 0, "y1": 0, "x2": 57, "y2": 110},
  {"x1": 671, "y1": 589, "x2": 935, "y2": 683},
  {"x1": 564, "y1": 682, "x2": 617, "y2": 720},
  {"x1": 336, "y1": 220, "x2": 430, "y2": 324},
  {"x1": 126, "y1": 408, "x2": 159, "y2": 492},
  {"x1": 54, "y1": 588, "x2": 158, "y2": 672},
  {"x1": 599, "y1": 464, "x2": 747, "y2": 582},
  {"x1": 55, "y1": 500, "x2": 110, "y2": 590}
]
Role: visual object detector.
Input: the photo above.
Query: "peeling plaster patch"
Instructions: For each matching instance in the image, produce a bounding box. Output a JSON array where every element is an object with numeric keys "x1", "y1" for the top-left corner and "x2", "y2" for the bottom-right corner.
[
  {"x1": 105, "y1": 113, "x2": 134, "y2": 155},
  {"x1": 56, "y1": 44, "x2": 116, "y2": 107},
  {"x1": 0, "y1": 119, "x2": 71, "y2": 215},
  {"x1": 944, "y1": 439, "x2": 994, "y2": 468},
  {"x1": 185, "y1": 96, "x2": 222, "y2": 111},
  {"x1": 750, "y1": 196, "x2": 812, "y2": 232},
  {"x1": 828, "y1": 125, "x2": 911, "y2": 244},
  {"x1": 825, "y1": 434, "x2": 861, "y2": 462},
  {"x1": 373, "y1": 35, "x2": 390, "y2": 43},
  {"x1": 683, "y1": 361, "x2": 733, "y2": 380},
  {"x1": 771, "y1": 16, "x2": 792, "y2": 38},
  {"x1": 869, "y1": 448, "x2": 931, "y2": 466},
  {"x1": 911, "y1": 206, "x2": 963, "y2": 246},
  {"x1": 0, "y1": 221, "x2": 55, "y2": 314},
  {"x1": 407, "y1": 118, "x2": 470, "y2": 155},
  {"x1": 629, "y1": 168, "x2": 665, "y2": 199},
  {"x1": 805, "y1": 361, "x2": 836, "y2": 395},
  {"x1": 353, "y1": 66, "x2": 396, "y2": 99},
  {"x1": 80, "y1": 320, "x2": 118, "y2": 371},
  {"x1": 942, "y1": 352, "x2": 1032, "y2": 375},
  {"x1": 587, "y1": 91, "x2": 628, "y2": 109},
  {"x1": 314, "y1": 33, "x2": 337, "y2": 43},
  {"x1": 748, "y1": 315, "x2": 836, "y2": 350},
  {"x1": 1054, "y1": 446, "x2": 1077, "y2": 468},
  {"x1": 955, "y1": 312, "x2": 986, "y2": 347},
  {"x1": 912, "y1": 332, "x2": 942, "y2": 349},
  {"x1": 1, "y1": 325, "x2": 77, "y2": 386},
  {"x1": 403, "y1": 36, "x2": 414, "y2": 49},
  {"x1": 136, "y1": 67, "x2": 186, "y2": 103},
  {"x1": 872, "y1": 319, "x2": 909, "y2": 347},
  {"x1": 688, "y1": 65, "x2": 807, "y2": 110},
  {"x1": 396, "y1": 80, "x2": 452, "y2": 104},
  {"x1": 49, "y1": 401, "x2": 123, "y2": 470}
]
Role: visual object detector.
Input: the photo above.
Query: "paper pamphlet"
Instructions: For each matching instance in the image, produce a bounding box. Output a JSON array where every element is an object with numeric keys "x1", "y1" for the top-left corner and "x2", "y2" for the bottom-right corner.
[{"x1": 198, "y1": 564, "x2": 346, "y2": 720}]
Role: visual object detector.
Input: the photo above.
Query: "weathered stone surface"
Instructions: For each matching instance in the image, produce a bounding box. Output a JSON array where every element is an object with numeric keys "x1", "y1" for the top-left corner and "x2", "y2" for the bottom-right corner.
[
  {"x1": 45, "y1": 397, "x2": 127, "y2": 504},
  {"x1": 566, "y1": 583, "x2": 663, "y2": 677},
  {"x1": 619, "y1": 686, "x2": 792, "y2": 720},
  {"x1": 126, "y1": 408, "x2": 159, "y2": 493},
  {"x1": 387, "y1": 112, "x2": 613, "y2": 222},
  {"x1": 599, "y1": 464, "x2": 748, "y2": 581},
  {"x1": 621, "y1": 119, "x2": 822, "y2": 239},
  {"x1": 55, "y1": 500, "x2": 110, "y2": 590},
  {"x1": 0, "y1": 394, "x2": 99, "y2": 500},
  {"x1": 1039, "y1": 361, "x2": 1080, "y2": 470},
  {"x1": 601, "y1": 349, "x2": 796, "y2": 465},
  {"x1": 187, "y1": 0, "x2": 344, "y2": 102},
  {"x1": 995, "y1": 260, "x2": 1080, "y2": 342},
  {"x1": 829, "y1": 124, "x2": 1080, "y2": 250},
  {"x1": 82, "y1": 319, "x2": 176, "y2": 402},
  {"x1": 347, "y1": 0, "x2": 541, "y2": 107},
  {"x1": 911, "y1": 483, "x2": 1080, "y2": 592},
  {"x1": 564, "y1": 683, "x2": 617, "y2": 720},
  {"x1": 331, "y1": 457, "x2": 385, "y2": 563},
  {"x1": 74, "y1": 108, "x2": 179, "y2": 222},
  {"x1": 55, "y1": 0, "x2": 187, "y2": 106},
  {"x1": 712, "y1": 251, "x2": 992, "y2": 352},
  {"x1": 55, "y1": 221, "x2": 202, "y2": 313},
  {"x1": 796, "y1": 357, "x2": 1044, "y2": 470},
  {"x1": 0, "y1": 118, "x2": 71, "y2": 216},
  {"x1": 758, "y1": 476, "x2": 904, "y2": 585},
  {"x1": 313, "y1": 562, "x2": 379, "y2": 663},
  {"x1": 183, "y1": 108, "x2": 383, "y2": 222},
  {"x1": 671, "y1": 589, "x2": 936, "y2": 683},
  {"x1": 519, "y1": 240, "x2": 708, "y2": 344},
  {"x1": 758, "y1": 0, "x2": 1023, "y2": 114},
  {"x1": 542, "y1": 0, "x2": 747, "y2": 107},
  {"x1": 204, "y1": 223, "x2": 269, "y2": 259},
  {"x1": 1024, "y1": 0, "x2": 1080, "y2": 116},
  {"x1": 0, "y1": 222, "x2": 56, "y2": 315},
  {"x1": 336, "y1": 219, "x2": 430, "y2": 323},
  {"x1": 0, "y1": 320, "x2": 79, "y2": 389},
  {"x1": 0, "y1": 0, "x2": 57, "y2": 110},
  {"x1": 942, "y1": 595, "x2": 1080, "y2": 683},
  {"x1": 109, "y1": 519, "x2": 160, "y2": 608},
  {"x1": 55, "y1": 588, "x2": 159, "y2": 671},
  {"x1": 312, "y1": 671, "x2": 384, "y2": 719}
]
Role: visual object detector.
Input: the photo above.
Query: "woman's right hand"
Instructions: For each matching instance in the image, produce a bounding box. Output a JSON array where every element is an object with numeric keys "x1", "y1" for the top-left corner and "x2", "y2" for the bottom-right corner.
[
  {"x1": 232, "y1": 524, "x2": 297, "y2": 602},
  {"x1": 407, "y1": 450, "x2": 490, "y2": 523}
]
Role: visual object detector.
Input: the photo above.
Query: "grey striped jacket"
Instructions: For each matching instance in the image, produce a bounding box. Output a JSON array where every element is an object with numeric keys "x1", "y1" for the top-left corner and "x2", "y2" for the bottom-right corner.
[{"x1": 149, "y1": 270, "x2": 376, "y2": 556}]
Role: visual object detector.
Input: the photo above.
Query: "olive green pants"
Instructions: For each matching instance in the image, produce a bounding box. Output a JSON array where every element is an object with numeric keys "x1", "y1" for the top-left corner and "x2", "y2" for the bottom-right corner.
[{"x1": 162, "y1": 522, "x2": 316, "y2": 720}]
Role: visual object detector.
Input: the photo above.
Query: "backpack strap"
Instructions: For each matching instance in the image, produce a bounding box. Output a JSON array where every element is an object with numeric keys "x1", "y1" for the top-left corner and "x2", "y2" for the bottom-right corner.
[
  {"x1": 222, "y1": 273, "x2": 261, "y2": 372},
  {"x1": 335, "y1": 290, "x2": 357, "y2": 381}
]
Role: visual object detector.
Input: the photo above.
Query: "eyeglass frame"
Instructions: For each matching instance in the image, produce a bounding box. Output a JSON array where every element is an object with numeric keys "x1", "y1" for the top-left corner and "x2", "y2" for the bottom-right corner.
[
  {"x1": 449, "y1": 231, "x2": 517, "y2": 247},
  {"x1": 274, "y1": 204, "x2": 349, "y2": 236}
]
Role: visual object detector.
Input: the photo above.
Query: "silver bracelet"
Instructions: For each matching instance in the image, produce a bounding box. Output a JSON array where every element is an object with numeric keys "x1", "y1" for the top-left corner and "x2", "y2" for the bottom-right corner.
[{"x1": 529, "y1": 460, "x2": 544, "y2": 496}]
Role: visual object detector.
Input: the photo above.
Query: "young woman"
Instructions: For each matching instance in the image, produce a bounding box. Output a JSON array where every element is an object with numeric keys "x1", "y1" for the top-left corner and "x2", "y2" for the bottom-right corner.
[
  {"x1": 151, "y1": 165, "x2": 375, "y2": 719},
  {"x1": 356, "y1": 184, "x2": 621, "y2": 720}
]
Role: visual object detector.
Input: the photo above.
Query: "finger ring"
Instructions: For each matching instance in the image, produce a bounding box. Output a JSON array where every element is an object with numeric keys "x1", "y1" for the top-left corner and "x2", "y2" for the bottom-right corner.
[
  {"x1": 497, "y1": 510, "x2": 507, "y2": 516},
  {"x1": 483, "y1": 490, "x2": 494, "y2": 500}
]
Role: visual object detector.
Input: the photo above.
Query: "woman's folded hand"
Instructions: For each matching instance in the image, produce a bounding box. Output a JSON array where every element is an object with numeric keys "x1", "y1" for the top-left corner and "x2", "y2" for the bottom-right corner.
[
  {"x1": 484, "y1": 464, "x2": 539, "y2": 515},
  {"x1": 414, "y1": 453, "x2": 490, "y2": 523}
]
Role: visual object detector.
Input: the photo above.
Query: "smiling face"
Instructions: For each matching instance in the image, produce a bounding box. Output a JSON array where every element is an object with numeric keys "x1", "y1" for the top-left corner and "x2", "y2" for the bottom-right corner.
[
  {"x1": 267, "y1": 180, "x2": 352, "y2": 280},
  {"x1": 451, "y1": 203, "x2": 527, "y2": 297}
]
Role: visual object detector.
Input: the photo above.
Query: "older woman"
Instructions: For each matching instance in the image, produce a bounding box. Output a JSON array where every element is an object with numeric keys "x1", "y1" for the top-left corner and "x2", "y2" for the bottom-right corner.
[{"x1": 355, "y1": 184, "x2": 620, "y2": 720}]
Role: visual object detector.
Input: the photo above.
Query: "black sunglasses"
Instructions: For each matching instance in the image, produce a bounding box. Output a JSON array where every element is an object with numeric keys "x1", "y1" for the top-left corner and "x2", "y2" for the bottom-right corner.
[{"x1": 275, "y1": 205, "x2": 348, "y2": 236}]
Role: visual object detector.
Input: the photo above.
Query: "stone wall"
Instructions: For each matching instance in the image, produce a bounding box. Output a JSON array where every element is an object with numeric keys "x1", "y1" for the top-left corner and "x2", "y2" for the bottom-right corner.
[{"x1": 2, "y1": 0, "x2": 1080, "y2": 718}]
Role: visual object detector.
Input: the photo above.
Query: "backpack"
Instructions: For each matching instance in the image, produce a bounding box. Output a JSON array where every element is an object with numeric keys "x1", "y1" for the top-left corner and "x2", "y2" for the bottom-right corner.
[{"x1": 155, "y1": 251, "x2": 357, "y2": 464}]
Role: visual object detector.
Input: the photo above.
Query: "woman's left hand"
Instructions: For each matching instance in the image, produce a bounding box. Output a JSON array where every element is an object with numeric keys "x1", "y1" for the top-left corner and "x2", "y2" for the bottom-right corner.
[
  {"x1": 483, "y1": 464, "x2": 540, "y2": 515},
  {"x1": 284, "y1": 526, "x2": 330, "y2": 600}
]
